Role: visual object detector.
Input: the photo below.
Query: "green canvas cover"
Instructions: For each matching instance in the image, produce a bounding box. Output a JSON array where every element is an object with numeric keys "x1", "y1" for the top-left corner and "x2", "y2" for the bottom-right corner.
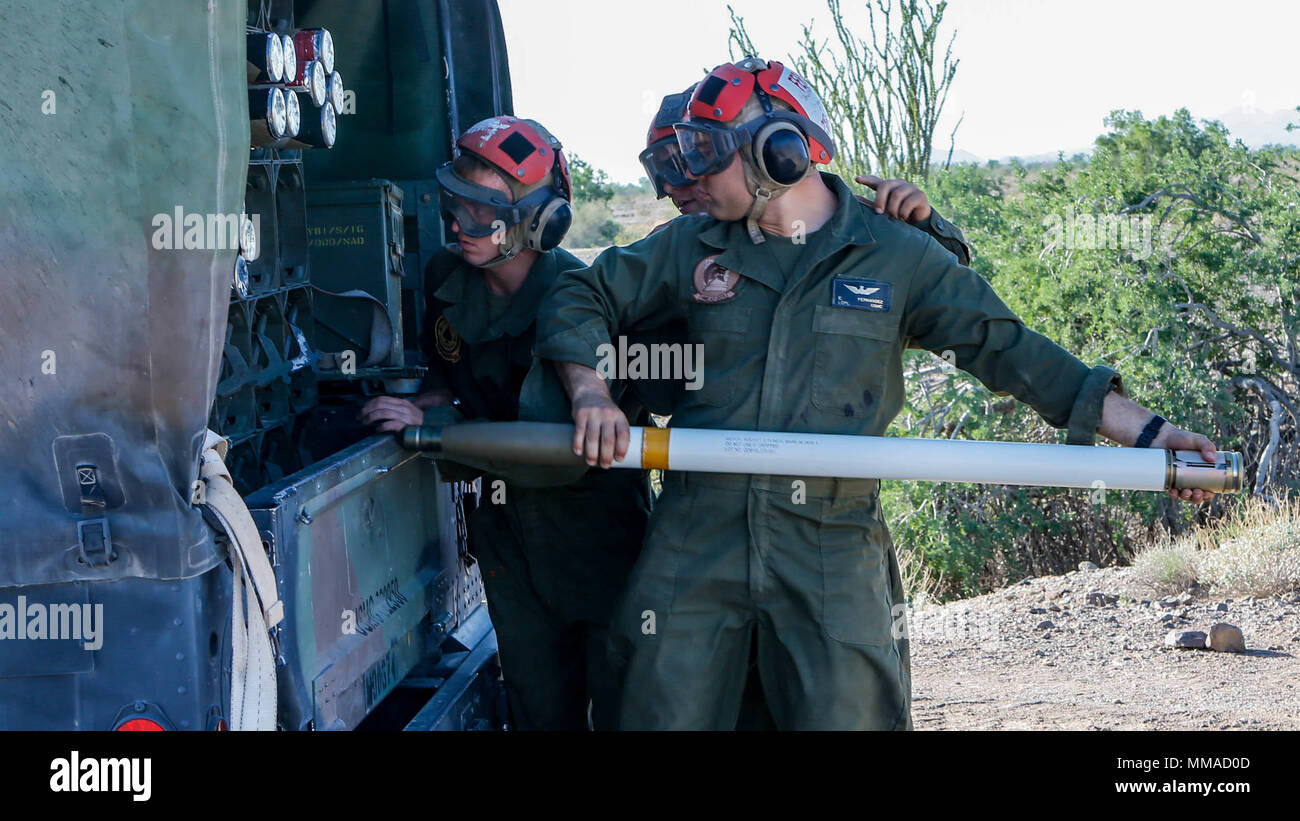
[{"x1": 0, "y1": 0, "x2": 248, "y2": 585}]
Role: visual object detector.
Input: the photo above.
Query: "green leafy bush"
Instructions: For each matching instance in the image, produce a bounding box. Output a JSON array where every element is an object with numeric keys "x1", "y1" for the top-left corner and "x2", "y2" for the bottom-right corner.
[
  {"x1": 564, "y1": 199, "x2": 620, "y2": 248},
  {"x1": 887, "y1": 111, "x2": 1300, "y2": 602}
]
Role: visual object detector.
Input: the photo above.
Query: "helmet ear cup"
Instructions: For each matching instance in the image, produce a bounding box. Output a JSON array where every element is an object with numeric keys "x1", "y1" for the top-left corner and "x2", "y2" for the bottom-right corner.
[
  {"x1": 526, "y1": 195, "x2": 572, "y2": 251},
  {"x1": 752, "y1": 120, "x2": 810, "y2": 186}
]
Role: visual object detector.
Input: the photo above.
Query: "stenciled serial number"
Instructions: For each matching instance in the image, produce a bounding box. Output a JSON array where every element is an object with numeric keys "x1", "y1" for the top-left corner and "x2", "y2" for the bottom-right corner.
[{"x1": 720, "y1": 436, "x2": 819, "y2": 455}]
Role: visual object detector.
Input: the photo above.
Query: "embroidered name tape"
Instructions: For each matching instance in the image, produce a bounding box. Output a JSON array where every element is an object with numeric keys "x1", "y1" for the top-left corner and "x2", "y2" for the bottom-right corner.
[{"x1": 832, "y1": 277, "x2": 891, "y2": 312}]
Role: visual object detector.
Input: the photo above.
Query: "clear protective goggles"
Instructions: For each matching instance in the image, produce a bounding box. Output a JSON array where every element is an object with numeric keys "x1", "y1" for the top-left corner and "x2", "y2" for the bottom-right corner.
[
  {"x1": 638, "y1": 137, "x2": 696, "y2": 199},
  {"x1": 673, "y1": 120, "x2": 750, "y2": 178},
  {"x1": 674, "y1": 111, "x2": 817, "y2": 179},
  {"x1": 435, "y1": 162, "x2": 530, "y2": 239}
]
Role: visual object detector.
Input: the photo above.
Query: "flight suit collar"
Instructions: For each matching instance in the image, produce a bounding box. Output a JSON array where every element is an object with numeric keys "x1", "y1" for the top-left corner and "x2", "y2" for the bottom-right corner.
[
  {"x1": 694, "y1": 172, "x2": 876, "y2": 293},
  {"x1": 432, "y1": 250, "x2": 557, "y2": 344}
]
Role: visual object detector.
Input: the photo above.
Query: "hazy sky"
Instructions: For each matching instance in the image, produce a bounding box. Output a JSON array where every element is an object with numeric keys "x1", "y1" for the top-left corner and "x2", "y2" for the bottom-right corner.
[{"x1": 499, "y1": 0, "x2": 1299, "y2": 183}]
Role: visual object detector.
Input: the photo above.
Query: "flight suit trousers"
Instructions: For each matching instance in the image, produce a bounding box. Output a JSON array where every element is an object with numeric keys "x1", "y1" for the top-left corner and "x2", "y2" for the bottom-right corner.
[
  {"x1": 468, "y1": 472, "x2": 649, "y2": 731},
  {"x1": 608, "y1": 471, "x2": 911, "y2": 730}
]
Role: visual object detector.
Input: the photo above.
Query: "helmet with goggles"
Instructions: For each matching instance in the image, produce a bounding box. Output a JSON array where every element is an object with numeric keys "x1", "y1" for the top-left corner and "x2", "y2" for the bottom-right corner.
[
  {"x1": 675, "y1": 57, "x2": 836, "y2": 243},
  {"x1": 639, "y1": 85, "x2": 697, "y2": 199},
  {"x1": 436, "y1": 116, "x2": 573, "y2": 265}
]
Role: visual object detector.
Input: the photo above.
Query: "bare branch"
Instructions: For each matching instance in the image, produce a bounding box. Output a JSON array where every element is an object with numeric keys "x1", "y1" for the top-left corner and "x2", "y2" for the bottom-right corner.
[{"x1": 1178, "y1": 301, "x2": 1299, "y2": 381}]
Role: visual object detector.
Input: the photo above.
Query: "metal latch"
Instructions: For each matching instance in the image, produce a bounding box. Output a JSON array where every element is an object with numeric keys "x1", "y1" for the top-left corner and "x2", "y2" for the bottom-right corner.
[
  {"x1": 77, "y1": 517, "x2": 114, "y2": 567},
  {"x1": 75, "y1": 463, "x2": 115, "y2": 566}
]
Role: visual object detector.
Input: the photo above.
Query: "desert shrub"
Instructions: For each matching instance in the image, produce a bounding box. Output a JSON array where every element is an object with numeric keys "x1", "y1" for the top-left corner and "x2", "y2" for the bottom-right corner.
[
  {"x1": 1131, "y1": 534, "x2": 1201, "y2": 597},
  {"x1": 1198, "y1": 497, "x2": 1300, "y2": 596},
  {"x1": 564, "y1": 199, "x2": 620, "y2": 248},
  {"x1": 884, "y1": 111, "x2": 1299, "y2": 602}
]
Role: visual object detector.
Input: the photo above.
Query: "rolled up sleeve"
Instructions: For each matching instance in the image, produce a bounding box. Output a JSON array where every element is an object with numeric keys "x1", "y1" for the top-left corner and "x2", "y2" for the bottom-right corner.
[
  {"x1": 903, "y1": 241, "x2": 1124, "y2": 443},
  {"x1": 1064, "y1": 364, "x2": 1125, "y2": 445}
]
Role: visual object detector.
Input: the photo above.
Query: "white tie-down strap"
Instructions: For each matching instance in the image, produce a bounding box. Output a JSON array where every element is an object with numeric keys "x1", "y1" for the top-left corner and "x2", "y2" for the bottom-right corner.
[{"x1": 200, "y1": 429, "x2": 283, "y2": 731}]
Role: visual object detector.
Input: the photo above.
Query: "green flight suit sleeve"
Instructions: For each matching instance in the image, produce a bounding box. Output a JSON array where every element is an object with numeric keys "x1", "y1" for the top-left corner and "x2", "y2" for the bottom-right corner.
[
  {"x1": 534, "y1": 231, "x2": 685, "y2": 369},
  {"x1": 902, "y1": 240, "x2": 1125, "y2": 444},
  {"x1": 416, "y1": 251, "x2": 457, "y2": 397},
  {"x1": 909, "y1": 206, "x2": 972, "y2": 266}
]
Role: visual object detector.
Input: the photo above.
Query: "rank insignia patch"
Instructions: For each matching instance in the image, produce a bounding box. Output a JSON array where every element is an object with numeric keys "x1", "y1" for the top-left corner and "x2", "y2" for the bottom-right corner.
[{"x1": 832, "y1": 277, "x2": 891, "y2": 312}]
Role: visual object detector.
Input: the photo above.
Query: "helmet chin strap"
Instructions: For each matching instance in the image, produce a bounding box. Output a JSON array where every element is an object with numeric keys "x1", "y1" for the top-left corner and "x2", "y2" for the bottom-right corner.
[
  {"x1": 745, "y1": 187, "x2": 773, "y2": 244},
  {"x1": 739, "y1": 147, "x2": 791, "y2": 245},
  {"x1": 447, "y1": 224, "x2": 527, "y2": 268},
  {"x1": 476, "y1": 243, "x2": 521, "y2": 269}
]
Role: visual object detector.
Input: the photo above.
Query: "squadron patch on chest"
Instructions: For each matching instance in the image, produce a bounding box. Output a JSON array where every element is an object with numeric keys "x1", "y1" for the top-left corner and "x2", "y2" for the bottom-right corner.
[
  {"x1": 434, "y1": 314, "x2": 462, "y2": 363},
  {"x1": 691, "y1": 255, "x2": 741, "y2": 304}
]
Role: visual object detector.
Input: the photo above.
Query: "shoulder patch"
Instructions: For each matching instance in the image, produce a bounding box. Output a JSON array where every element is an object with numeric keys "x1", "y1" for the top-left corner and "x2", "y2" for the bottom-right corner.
[
  {"x1": 434, "y1": 314, "x2": 462, "y2": 362},
  {"x1": 692, "y1": 255, "x2": 740, "y2": 304}
]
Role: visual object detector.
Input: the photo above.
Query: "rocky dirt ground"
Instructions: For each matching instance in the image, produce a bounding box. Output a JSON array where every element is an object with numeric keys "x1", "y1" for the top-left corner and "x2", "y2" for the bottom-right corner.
[{"x1": 908, "y1": 565, "x2": 1300, "y2": 730}]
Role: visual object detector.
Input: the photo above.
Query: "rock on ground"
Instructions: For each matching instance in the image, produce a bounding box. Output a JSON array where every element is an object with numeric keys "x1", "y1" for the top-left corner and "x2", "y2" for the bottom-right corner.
[
  {"x1": 1208, "y1": 623, "x2": 1246, "y2": 653},
  {"x1": 1165, "y1": 630, "x2": 1207, "y2": 649},
  {"x1": 909, "y1": 565, "x2": 1300, "y2": 730}
]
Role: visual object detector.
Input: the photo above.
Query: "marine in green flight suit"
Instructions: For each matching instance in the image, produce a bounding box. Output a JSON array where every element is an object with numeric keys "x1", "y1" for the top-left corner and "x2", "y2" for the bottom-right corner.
[
  {"x1": 638, "y1": 85, "x2": 978, "y2": 730},
  {"x1": 361, "y1": 116, "x2": 655, "y2": 730},
  {"x1": 532, "y1": 58, "x2": 1219, "y2": 730},
  {"x1": 419, "y1": 245, "x2": 653, "y2": 732}
]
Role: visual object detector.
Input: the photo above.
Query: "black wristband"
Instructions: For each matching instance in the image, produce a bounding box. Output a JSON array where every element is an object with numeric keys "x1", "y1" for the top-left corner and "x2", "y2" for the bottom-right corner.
[{"x1": 1134, "y1": 414, "x2": 1167, "y2": 448}]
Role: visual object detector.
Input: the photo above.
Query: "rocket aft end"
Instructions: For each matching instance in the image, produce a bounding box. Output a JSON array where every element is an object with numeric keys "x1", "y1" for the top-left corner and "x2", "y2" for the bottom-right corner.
[{"x1": 1166, "y1": 450, "x2": 1243, "y2": 493}]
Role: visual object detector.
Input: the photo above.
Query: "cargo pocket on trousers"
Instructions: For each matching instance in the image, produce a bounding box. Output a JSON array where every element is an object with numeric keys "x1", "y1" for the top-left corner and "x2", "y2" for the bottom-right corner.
[
  {"x1": 818, "y1": 500, "x2": 896, "y2": 647},
  {"x1": 613, "y1": 482, "x2": 692, "y2": 637}
]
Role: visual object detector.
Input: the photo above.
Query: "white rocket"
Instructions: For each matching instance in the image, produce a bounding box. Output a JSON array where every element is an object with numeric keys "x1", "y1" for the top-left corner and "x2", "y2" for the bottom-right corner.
[{"x1": 403, "y1": 422, "x2": 1242, "y2": 493}]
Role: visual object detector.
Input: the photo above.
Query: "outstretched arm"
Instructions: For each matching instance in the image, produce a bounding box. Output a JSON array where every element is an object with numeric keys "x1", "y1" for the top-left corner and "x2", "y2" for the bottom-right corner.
[
  {"x1": 904, "y1": 241, "x2": 1219, "y2": 506},
  {"x1": 536, "y1": 231, "x2": 685, "y2": 467},
  {"x1": 1098, "y1": 391, "x2": 1218, "y2": 503}
]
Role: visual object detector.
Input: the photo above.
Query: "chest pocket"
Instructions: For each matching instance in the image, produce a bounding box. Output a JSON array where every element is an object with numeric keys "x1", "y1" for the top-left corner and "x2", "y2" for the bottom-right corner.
[
  {"x1": 810, "y1": 304, "x2": 900, "y2": 419},
  {"x1": 687, "y1": 304, "x2": 751, "y2": 407}
]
